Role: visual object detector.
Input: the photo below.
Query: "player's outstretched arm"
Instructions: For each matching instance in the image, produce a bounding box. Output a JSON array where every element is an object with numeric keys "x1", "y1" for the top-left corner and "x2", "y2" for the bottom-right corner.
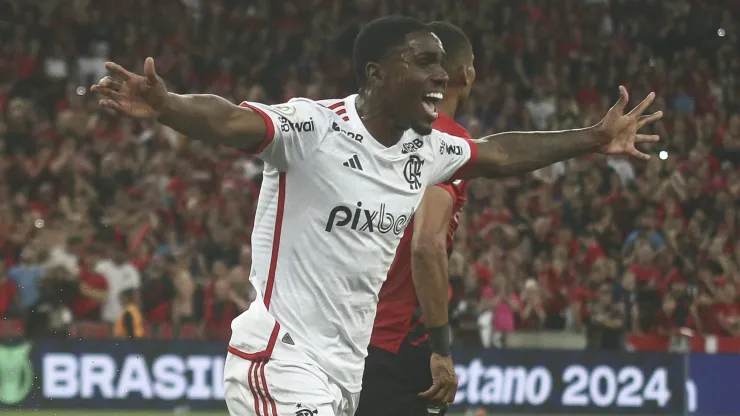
[
  {"x1": 91, "y1": 57, "x2": 268, "y2": 152},
  {"x1": 411, "y1": 186, "x2": 457, "y2": 404},
  {"x1": 461, "y1": 87, "x2": 663, "y2": 179}
]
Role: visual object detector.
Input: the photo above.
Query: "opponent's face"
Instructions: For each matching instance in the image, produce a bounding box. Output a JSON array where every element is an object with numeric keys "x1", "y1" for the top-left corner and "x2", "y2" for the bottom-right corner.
[
  {"x1": 376, "y1": 31, "x2": 449, "y2": 135},
  {"x1": 459, "y1": 53, "x2": 476, "y2": 102}
]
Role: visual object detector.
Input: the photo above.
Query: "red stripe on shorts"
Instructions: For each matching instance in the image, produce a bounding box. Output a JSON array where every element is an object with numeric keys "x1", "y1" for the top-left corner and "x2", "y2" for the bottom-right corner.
[
  {"x1": 259, "y1": 361, "x2": 279, "y2": 416},
  {"x1": 247, "y1": 361, "x2": 262, "y2": 416},
  {"x1": 254, "y1": 361, "x2": 271, "y2": 416}
]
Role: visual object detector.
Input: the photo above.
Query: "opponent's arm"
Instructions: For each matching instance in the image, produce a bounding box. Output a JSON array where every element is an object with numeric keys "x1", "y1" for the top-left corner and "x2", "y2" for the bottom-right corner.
[
  {"x1": 460, "y1": 87, "x2": 663, "y2": 179},
  {"x1": 92, "y1": 58, "x2": 268, "y2": 152},
  {"x1": 410, "y1": 186, "x2": 454, "y2": 347},
  {"x1": 412, "y1": 186, "x2": 459, "y2": 404}
]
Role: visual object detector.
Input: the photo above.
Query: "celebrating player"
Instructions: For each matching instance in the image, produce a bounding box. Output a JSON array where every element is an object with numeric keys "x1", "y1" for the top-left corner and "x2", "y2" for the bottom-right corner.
[
  {"x1": 92, "y1": 16, "x2": 661, "y2": 416},
  {"x1": 356, "y1": 21, "x2": 474, "y2": 416}
]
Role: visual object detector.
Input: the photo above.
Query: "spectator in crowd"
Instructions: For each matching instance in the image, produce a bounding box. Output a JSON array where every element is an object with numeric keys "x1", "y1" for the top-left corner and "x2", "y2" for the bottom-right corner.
[
  {"x1": 202, "y1": 277, "x2": 240, "y2": 341},
  {"x1": 585, "y1": 284, "x2": 626, "y2": 351},
  {"x1": 614, "y1": 270, "x2": 640, "y2": 333},
  {"x1": 113, "y1": 288, "x2": 146, "y2": 339},
  {"x1": 0, "y1": 263, "x2": 19, "y2": 319},
  {"x1": 652, "y1": 294, "x2": 679, "y2": 336},
  {"x1": 519, "y1": 279, "x2": 546, "y2": 330},
  {"x1": 140, "y1": 254, "x2": 177, "y2": 325},
  {"x1": 95, "y1": 246, "x2": 141, "y2": 324},
  {"x1": 716, "y1": 282, "x2": 740, "y2": 336},
  {"x1": 8, "y1": 247, "x2": 45, "y2": 311},
  {"x1": 25, "y1": 266, "x2": 76, "y2": 339},
  {"x1": 72, "y1": 255, "x2": 109, "y2": 321},
  {"x1": 480, "y1": 276, "x2": 521, "y2": 348}
]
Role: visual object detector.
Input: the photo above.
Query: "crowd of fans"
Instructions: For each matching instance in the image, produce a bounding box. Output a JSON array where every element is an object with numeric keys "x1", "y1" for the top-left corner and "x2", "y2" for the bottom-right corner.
[{"x1": 1, "y1": 0, "x2": 739, "y2": 347}]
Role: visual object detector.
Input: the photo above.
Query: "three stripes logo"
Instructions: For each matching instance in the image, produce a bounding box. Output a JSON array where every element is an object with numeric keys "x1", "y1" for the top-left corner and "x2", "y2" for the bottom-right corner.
[{"x1": 342, "y1": 155, "x2": 363, "y2": 171}]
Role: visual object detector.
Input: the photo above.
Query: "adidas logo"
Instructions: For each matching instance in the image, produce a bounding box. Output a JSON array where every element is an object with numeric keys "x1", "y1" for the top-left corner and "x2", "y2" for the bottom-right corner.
[
  {"x1": 342, "y1": 155, "x2": 363, "y2": 171},
  {"x1": 282, "y1": 333, "x2": 294, "y2": 345}
]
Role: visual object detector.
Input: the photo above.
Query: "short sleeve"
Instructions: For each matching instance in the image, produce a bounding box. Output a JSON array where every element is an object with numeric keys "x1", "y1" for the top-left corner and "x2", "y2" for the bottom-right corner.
[
  {"x1": 238, "y1": 98, "x2": 329, "y2": 171},
  {"x1": 428, "y1": 131, "x2": 479, "y2": 185}
]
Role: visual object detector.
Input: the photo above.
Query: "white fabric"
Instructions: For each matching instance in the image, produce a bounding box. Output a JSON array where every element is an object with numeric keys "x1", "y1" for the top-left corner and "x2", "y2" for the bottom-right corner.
[
  {"x1": 228, "y1": 94, "x2": 475, "y2": 393},
  {"x1": 607, "y1": 157, "x2": 636, "y2": 185},
  {"x1": 224, "y1": 339, "x2": 360, "y2": 416},
  {"x1": 95, "y1": 260, "x2": 141, "y2": 323},
  {"x1": 46, "y1": 246, "x2": 79, "y2": 276}
]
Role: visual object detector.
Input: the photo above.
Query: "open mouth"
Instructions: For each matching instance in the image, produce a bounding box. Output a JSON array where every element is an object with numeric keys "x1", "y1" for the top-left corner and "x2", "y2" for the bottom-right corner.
[{"x1": 421, "y1": 92, "x2": 443, "y2": 120}]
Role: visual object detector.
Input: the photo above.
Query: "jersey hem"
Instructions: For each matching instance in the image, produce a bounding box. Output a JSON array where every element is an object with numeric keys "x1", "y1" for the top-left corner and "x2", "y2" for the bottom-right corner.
[{"x1": 227, "y1": 321, "x2": 281, "y2": 360}]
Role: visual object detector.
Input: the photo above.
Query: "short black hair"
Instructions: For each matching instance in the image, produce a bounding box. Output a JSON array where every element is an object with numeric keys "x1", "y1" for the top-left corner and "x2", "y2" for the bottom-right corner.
[
  {"x1": 426, "y1": 21, "x2": 472, "y2": 70},
  {"x1": 353, "y1": 15, "x2": 429, "y2": 88}
]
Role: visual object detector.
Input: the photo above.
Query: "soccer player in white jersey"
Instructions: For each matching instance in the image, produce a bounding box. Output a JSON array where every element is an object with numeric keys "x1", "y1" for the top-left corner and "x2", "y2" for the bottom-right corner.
[{"x1": 92, "y1": 16, "x2": 662, "y2": 416}]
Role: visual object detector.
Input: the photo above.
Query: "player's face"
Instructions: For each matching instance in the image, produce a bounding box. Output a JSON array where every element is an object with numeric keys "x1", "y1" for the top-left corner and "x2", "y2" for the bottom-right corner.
[{"x1": 384, "y1": 31, "x2": 448, "y2": 135}]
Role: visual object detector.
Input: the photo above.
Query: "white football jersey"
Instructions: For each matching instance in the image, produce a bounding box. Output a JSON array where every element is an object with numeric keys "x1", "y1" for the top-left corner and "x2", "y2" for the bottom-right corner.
[{"x1": 227, "y1": 94, "x2": 477, "y2": 392}]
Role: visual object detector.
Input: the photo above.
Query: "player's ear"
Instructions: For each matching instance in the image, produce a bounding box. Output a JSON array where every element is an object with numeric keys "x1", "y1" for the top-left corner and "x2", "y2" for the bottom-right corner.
[
  {"x1": 463, "y1": 63, "x2": 476, "y2": 87},
  {"x1": 365, "y1": 62, "x2": 384, "y2": 86}
]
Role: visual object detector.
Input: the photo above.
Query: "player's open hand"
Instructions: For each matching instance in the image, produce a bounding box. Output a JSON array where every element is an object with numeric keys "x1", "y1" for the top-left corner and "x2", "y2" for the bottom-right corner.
[
  {"x1": 594, "y1": 86, "x2": 663, "y2": 160},
  {"x1": 419, "y1": 352, "x2": 457, "y2": 404},
  {"x1": 91, "y1": 57, "x2": 168, "y2": 119}
]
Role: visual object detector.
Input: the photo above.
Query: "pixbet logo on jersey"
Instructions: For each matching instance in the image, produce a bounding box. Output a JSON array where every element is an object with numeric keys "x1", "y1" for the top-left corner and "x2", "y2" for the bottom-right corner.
[
  {"x1": 279, "y1": 116, "x2": 315, "y2": 133},
  {"x1": 325, "y1": 202, "x2": 413, "y2": 236}
]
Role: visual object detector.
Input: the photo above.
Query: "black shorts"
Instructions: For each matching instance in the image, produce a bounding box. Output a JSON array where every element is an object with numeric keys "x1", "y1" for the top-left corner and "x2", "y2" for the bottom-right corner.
[{"x1": 355, "y1": 341, "x2": 435, "y2": 416}]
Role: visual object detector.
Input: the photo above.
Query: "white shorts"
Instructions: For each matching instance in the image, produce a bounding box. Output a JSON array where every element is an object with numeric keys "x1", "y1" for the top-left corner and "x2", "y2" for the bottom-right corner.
[{"x1": 224, "y1": 342, "x2": 360, "y2": 416}]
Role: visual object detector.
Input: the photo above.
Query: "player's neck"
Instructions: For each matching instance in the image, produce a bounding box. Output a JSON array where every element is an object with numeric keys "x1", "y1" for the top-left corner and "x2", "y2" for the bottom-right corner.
[
  {"x1": 355, "y1": 92, "x2": 407, "y2": 147},
  {"x1": 437, "y1": 90, "x2": 460, "y2": 119}
]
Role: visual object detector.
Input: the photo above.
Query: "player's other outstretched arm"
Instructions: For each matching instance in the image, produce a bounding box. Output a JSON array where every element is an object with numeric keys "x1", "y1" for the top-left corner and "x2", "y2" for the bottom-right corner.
[
  {"x1": 459, "y1": 87, "x2": 663, "y2": 179},
  {"x1": 159, "y1": 93, "x2": 268, "y2": 152},
  {"x1": 92, "y1": 57, "x2": 268, "y2": 152}
]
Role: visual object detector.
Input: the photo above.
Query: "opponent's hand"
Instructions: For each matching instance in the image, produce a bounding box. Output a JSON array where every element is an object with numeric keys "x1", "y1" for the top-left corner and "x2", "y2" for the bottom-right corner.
[
  {"x1": 419, "y1": 353, "x2": 457, "y2": 404},
  {"x1": 91, "y1": 57, "x2": 168, "y2": 119},
  {"x1": 594, "y1": 86, "x2": 663, "y2": 160}
]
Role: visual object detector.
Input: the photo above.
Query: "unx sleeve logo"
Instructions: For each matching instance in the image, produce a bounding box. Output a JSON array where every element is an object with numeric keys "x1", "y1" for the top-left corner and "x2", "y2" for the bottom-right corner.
[{"x1": 0, "y1": 343, "x2": 34, "y2": 405}]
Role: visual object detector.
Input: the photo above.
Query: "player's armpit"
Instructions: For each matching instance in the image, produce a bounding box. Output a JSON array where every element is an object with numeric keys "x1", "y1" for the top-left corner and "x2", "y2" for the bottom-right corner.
[
  {"x1": 458, "y1": 128, "x2": 605, "y2": 179},
  {"x1": 410, "y1": 186, "x2": 454, "y2": 329},
  {"x1": 158, "y1": 93, "x2": 270, "y2": 152}
]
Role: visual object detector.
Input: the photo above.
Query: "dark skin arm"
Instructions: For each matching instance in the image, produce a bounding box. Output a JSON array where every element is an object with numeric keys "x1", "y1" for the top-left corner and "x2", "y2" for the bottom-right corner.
[
  {"x1": 91, "y1": 58, "x2": 268, "y2": 152},
  {"x1": 411, "y1": 186, "x2": 457, "y2": 404},
  {"x1": 461, "y1": 87, "x2": 663, "y2": 179}
]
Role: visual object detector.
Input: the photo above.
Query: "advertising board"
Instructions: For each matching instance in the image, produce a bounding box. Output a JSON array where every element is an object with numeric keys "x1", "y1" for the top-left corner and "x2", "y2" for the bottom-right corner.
[{"x1": 1, "y1": 340, "x2": 739, "y2": 415}]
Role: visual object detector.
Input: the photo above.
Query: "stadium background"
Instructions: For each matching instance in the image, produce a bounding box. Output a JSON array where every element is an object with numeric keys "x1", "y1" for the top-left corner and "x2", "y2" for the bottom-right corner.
[{"x1": 1, "y1": 0, "x2": 740, "y2": 415}]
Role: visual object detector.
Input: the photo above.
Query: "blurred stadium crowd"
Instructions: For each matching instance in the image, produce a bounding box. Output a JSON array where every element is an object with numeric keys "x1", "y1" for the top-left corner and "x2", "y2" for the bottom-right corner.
[{"x1": 1, "y1": 0, "x2": 740, "y2": 347}]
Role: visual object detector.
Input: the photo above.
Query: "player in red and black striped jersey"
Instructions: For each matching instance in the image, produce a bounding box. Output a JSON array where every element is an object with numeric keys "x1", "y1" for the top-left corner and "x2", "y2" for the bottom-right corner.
[{"x1": 356, "y1": 22, "x2": 476, "y2": 416}]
